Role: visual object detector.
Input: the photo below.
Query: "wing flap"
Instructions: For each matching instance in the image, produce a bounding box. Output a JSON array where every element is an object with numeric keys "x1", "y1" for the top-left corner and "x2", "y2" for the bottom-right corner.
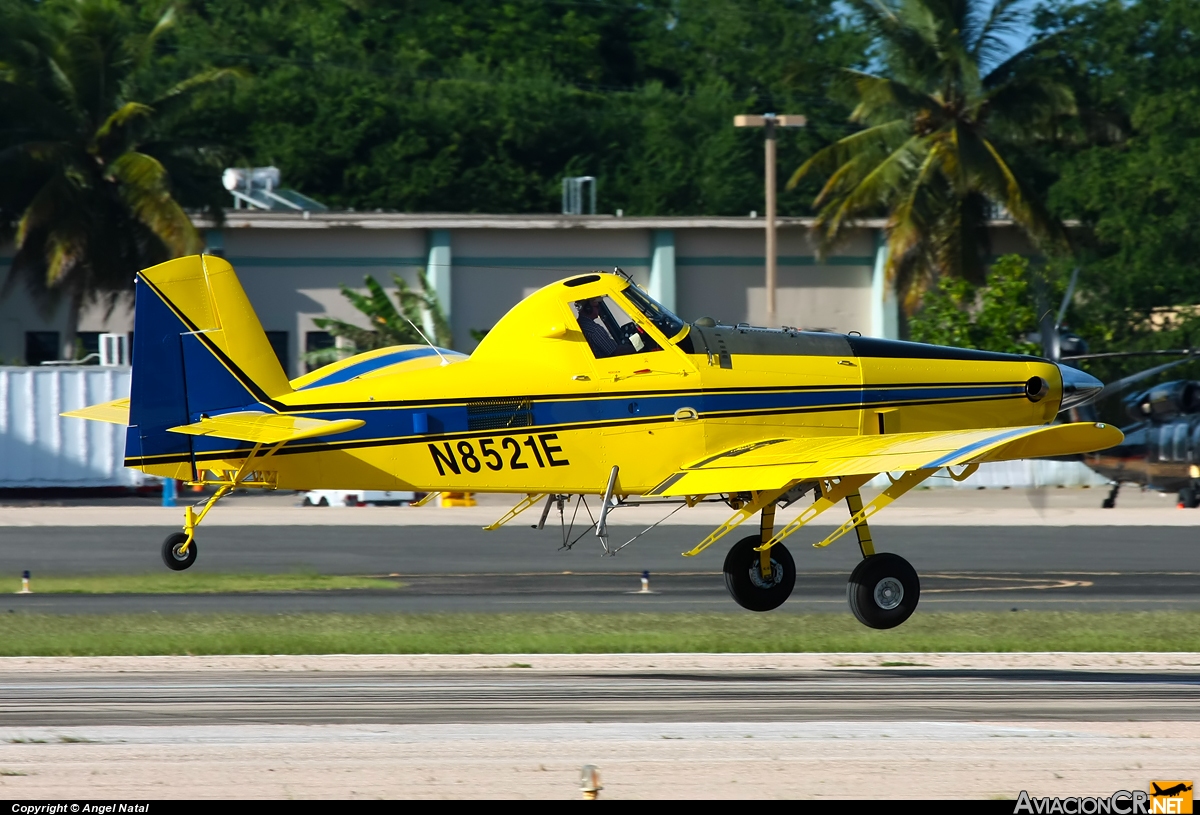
[
  {"x1": 167, "y1": 412, "x2": 365, "y2": 444},
  {"x1": 650, "y1": 422, "x2": 1123, "y2": 496},
  {"x1": 61, "y1": 398, "x2": 131, "y2": 426}
]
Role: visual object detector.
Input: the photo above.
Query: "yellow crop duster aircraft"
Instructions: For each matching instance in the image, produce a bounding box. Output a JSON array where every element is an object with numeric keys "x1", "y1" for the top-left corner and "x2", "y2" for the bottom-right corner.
[{"x1": 66, "y1": 255, "x2": 1118, "y2": 628}]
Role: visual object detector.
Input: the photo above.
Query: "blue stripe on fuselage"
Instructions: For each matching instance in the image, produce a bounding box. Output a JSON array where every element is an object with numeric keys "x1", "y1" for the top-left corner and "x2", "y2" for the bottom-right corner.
[
  {"x1": 164, "y1": 383, "x2": 1027, "y2": 461},
  {"x1": 298, "y1": 347, "x2": 463, "y2": 390}
]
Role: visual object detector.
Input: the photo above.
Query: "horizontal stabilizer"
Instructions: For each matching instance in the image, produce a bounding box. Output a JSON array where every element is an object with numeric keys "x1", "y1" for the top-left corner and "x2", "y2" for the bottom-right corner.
[
  {"x1": 61, "y1": 398, "x2": 131, "y2": 426},
  {"x1": 647, "y1": 422, "x2": 1124, "y2": 496},
  {"x1": 168, "y1": 412, "x2": 364, "y2": 444}
]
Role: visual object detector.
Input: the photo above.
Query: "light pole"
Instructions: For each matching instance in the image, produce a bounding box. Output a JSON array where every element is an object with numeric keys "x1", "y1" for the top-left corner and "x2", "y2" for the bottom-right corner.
[{"x1": 734, "y1": 113, "x2": 806, "y2": 327}]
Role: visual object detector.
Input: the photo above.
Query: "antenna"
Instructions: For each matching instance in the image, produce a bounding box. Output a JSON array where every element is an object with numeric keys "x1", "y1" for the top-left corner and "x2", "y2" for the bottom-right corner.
[
  {"x1": 613, "y1": 266, "x2": 634, "y2": 284},
  {"x1": 403, "y1": 316, "x2": 451, "y2": 366}
]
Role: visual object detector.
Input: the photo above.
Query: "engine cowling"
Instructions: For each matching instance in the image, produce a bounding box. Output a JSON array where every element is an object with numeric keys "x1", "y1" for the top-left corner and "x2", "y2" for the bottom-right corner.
[{"x1": 1125, "y1": 380, "x2": 1200, "y2": 421}]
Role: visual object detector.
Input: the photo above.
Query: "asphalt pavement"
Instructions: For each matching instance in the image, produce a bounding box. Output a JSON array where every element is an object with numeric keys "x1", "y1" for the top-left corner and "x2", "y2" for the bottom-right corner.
[
  {"x1": 1, "y1": 524, "x2": 1197, "y2": 613},
  {"x1": 1, "y1": 666, "x2": 1197, "y2": 725}
]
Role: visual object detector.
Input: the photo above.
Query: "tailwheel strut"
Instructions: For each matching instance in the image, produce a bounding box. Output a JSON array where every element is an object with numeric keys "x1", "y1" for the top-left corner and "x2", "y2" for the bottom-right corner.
[{"x1": 161, "y1": 441, "x2": 284, "y2": 571}]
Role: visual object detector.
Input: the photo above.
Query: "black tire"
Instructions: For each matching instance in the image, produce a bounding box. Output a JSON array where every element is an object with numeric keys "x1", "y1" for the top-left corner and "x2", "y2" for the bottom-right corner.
[
  {"x1": 723, "y1": 535, "x2": 796, "y2": 612},
  {"x1": 1101, "y1": 498, "x2": 1115, "y2": 509},
  {"x1": 301, "y1": 496, "x2": 313, "y2": 506},
  {"x1": 847, "y1": 553, "x2": 920, "y2": 629},
  {"x1": 1183, "y1": 486, "x2": 1200, "y2": 509},
  {"x1": 317, "y1": 496, "x2": 329, "y2": 507},
  {"x1": 161, "y1": 532, "x2": 197, "y2": 571}
]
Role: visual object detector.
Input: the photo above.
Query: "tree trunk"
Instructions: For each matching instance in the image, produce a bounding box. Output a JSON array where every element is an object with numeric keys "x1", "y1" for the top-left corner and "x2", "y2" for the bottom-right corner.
[{"x1": 59, "y1": 289, "x2": 83, "y2": 361}]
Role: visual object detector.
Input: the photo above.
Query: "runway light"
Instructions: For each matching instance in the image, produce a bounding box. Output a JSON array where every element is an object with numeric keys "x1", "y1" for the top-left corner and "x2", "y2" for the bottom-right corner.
[
  {"x1": 18, "y1": 570, "x2": 30, "y2": 595},
  {"x1": 639, "y1": 570, "x2": 651, "y2": 594},
  {"x1": 580, "y1": 764, "x2": 603, "y2": 800}
]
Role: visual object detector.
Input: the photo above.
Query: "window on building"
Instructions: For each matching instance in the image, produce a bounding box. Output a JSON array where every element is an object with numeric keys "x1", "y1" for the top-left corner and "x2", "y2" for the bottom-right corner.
[
  {"x1": 305, "y1": 331, "x2": 335, "y2": 373},
  {"x1": 25, "y1": 332, "x2": 59, "y2": 366},
  {"x1": 265, "y1": 331, "x2": 290, "y2": 377}
]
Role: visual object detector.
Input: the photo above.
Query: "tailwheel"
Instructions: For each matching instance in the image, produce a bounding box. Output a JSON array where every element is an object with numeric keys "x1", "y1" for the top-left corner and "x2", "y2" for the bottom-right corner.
[
  {"x1": 723, "y1": 535, "x2": 795, "y2": 612},
  {"x1": 847, "y1": 553, "x2": 919, "y2": 629},
  {"x1": 162, "y1": 532, "x2": 197, "y2": 571}
]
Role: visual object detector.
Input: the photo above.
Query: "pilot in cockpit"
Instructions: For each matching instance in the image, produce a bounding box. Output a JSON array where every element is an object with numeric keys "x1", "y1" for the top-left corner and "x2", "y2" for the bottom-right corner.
[{"x1": 576, "y1": 297, "x2": 624, "y2": 358}]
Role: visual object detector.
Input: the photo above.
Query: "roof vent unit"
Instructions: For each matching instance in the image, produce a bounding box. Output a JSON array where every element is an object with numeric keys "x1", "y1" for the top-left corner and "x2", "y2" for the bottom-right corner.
[
  {"x1": 562, "y1": 176, "x2": 596, "y2": 215},
  {"x1": 222, "y1": 166, "x2": 328, "y2": 212}
]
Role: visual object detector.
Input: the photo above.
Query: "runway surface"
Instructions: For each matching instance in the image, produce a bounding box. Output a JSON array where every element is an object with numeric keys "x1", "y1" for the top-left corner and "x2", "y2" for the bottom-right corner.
[
  {"x1": 2, "y1": 525, "x2": 1197, "y2": 613},
  {"x1": 0, "y1": 660, "x2": 1196, "y2": 798},
  {"x1": 1, "y1": 666, "x2": 1198, "y2": 725}
]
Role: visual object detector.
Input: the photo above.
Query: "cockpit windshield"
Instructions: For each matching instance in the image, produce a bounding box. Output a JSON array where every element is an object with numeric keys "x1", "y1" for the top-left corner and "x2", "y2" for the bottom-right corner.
[{"x1": 620, "y1": 284, "x2": 686, "y2": 339}]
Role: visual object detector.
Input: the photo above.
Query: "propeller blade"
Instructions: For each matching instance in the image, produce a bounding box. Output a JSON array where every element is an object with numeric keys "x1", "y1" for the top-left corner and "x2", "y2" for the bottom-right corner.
[
  {"x1": 1094, "y1": 355, "x2": 1198, "y2": 402},
  {"x1": 1039, "y1": 308, "x2": 1060, "y2": 363},
  {"x1": 1055, "y1": 267, "x2": 1080, "y2": 330}
]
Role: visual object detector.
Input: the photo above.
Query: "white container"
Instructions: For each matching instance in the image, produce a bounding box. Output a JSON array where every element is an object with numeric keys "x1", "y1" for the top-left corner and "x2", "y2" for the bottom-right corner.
[
  {"x1": 301, "y1": 489, "x2": 417, "y2": 507},
  {"x1": 0, "y1": 366, "x2": 140, "y2": 487}
]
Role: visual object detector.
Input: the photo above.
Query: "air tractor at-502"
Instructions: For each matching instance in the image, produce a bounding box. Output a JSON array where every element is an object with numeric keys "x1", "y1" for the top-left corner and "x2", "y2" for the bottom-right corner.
[{"x1": 64, "y1": 255, "x2": 1116, "y2": 628}]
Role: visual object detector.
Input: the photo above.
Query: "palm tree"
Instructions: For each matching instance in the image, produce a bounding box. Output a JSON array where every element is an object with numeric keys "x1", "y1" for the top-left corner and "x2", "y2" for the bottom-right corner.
[
  {"x1": 306, "y1": 270, "x2": 454, "y2": 369},
  {"x1": 789, "y1": 0, "x2": 1074, "y2": 313},
  {"x1": 0, "y1": 1, "x2": 234, "y2": 360}
]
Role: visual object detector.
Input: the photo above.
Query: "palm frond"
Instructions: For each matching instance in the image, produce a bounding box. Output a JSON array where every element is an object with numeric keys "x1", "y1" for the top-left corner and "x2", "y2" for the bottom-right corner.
[
  {"x1": 93, "y1": 101, "x2": 153, "y2": 149},
  {"x1": 969, "y1": 0, "x2": 1029, "y2": 72},
  {"x1": 789, "y1": 119, "x2": 910, "y2": 190},
  {"x1": 109, "y1": 152, "x2": 201, "y2": 255}
]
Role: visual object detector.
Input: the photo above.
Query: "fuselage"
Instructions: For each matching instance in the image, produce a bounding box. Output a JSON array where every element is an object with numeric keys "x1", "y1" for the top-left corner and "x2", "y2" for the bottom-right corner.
[{"x1": 134, "y1": 273, "x2": 1066, "y2": 494}]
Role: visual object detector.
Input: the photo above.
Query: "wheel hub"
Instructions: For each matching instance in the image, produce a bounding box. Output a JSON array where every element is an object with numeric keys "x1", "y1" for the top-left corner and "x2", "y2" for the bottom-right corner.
[
  {"x1": 749, "y1": 559, "x2": 780, "y2": 589},
  {"x1": 171, "y1": 544, "x2": 189, "y2": 561},
  {"x1": 873, "y1": 576, "x2": 904, "y2": 610}
]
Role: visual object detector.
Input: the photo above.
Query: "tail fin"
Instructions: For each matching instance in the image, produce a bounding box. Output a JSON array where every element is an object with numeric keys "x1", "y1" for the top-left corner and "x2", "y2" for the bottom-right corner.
[{"x1": 126, "y1": 254, "x2": 292, "y2": 470}]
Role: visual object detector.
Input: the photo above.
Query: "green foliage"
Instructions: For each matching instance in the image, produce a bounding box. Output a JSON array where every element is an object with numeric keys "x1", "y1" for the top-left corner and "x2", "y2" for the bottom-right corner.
[
  {"x1": 307, "y1": 268, "x2": 452, "y2": 367},
  {"x1": 1035, "y1": 0, "x2": 1200, "y2": 383},
  {"x1": 0, "y1": 0, "x2": 235, "y2": 359},
  {"x1": 908, "y1": 255, "x2": 1041, "y2": 355},
  {"x1": 135, "y1": 0, "x2": 867, "y2": 215},
  {"x1": 790, "y1": 0, "x2": 1073, "y2": 312}
]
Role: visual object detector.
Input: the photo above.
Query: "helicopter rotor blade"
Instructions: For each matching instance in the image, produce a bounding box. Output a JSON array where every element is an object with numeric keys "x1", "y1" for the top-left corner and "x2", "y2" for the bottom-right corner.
[
  {"x1": 1093, "y1": 355, "x2": 1199, "y2": 402},
  {"x1": 1064, "y1": 349, "x2": 1196, "y2": 361}
]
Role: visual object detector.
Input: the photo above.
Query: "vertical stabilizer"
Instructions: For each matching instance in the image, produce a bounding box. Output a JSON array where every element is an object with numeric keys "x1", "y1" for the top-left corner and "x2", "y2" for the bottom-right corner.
[{"x1": 126, "y1": 255, "x2": 292, "y2": 470}]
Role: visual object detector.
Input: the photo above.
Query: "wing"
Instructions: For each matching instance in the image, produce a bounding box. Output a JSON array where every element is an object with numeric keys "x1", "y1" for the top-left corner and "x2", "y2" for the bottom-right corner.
[
  {"x1": 168, "y1": 412, "x2": 365, "y2": 444},
  {"x1": 61, "y1": 398, "x2": 131, "y2": 425},
  {"x1": 647, "y1": 422, "x2": 1123, "y2": 496}
]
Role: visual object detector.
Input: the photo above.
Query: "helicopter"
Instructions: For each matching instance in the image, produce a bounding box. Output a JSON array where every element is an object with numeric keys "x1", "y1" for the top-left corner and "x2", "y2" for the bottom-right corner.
[{"x1": 1038, "y1": 270, "x2": 1200, "y2": 508}]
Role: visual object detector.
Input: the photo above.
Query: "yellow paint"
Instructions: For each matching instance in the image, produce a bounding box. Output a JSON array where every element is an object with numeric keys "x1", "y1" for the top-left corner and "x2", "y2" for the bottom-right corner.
[{"x1": 63, "y1": 260, "x2": 1124, "y2": 558}]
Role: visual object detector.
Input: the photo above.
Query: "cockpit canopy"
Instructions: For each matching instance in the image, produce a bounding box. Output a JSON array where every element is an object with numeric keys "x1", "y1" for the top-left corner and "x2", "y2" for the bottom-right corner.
[{"x1": 570, "y1": 281, "x2": 686, "y2": 359}]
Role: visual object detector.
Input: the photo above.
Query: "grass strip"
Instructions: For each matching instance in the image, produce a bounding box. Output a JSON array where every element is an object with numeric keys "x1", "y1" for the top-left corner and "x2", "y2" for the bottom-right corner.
[
  {"x1": 0, "y1": 611, "x2": 1198, "y2": 655},
  {"x1": 16, "y1": 574, "x2": 402, "y2": 594}
]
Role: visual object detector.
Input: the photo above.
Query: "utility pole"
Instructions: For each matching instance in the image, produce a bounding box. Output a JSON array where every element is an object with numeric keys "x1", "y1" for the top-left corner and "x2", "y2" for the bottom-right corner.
[{"x1": 734, "y1": 113, "x2": 806, "y2": 327}]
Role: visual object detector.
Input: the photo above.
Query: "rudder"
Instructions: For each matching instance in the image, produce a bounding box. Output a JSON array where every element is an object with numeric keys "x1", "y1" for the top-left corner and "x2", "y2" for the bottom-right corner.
[{"x1": 126, "y1": 255, "x2": 292, "y2": 471}]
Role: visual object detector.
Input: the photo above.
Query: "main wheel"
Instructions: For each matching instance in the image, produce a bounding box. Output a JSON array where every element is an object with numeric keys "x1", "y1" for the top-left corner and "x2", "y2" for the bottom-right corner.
[
  {"x1": 162, "y1": 532, "x2": 197, "y2": 571},
  {"x1": 1180, "y1": 486, "x2": 1200, "y2": 508},
  {"x1": 847, "y1": 553, "x2": 919, "y2": 629},
  {"x1": 723, "y1": 535, "x2": 796, "y2": 612}
]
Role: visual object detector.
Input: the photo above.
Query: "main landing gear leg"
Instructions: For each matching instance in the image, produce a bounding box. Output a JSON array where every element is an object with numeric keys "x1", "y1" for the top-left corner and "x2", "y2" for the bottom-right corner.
[
  {"x1": 723, "y1": 501, "x2": 795, "y2": 612},
  {"x1": 842, "y1": 489, "x2": 920, "y2": 630},
  {"x1": 1102, "y1": 483, "x2": 1119, "y2": 509}
]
